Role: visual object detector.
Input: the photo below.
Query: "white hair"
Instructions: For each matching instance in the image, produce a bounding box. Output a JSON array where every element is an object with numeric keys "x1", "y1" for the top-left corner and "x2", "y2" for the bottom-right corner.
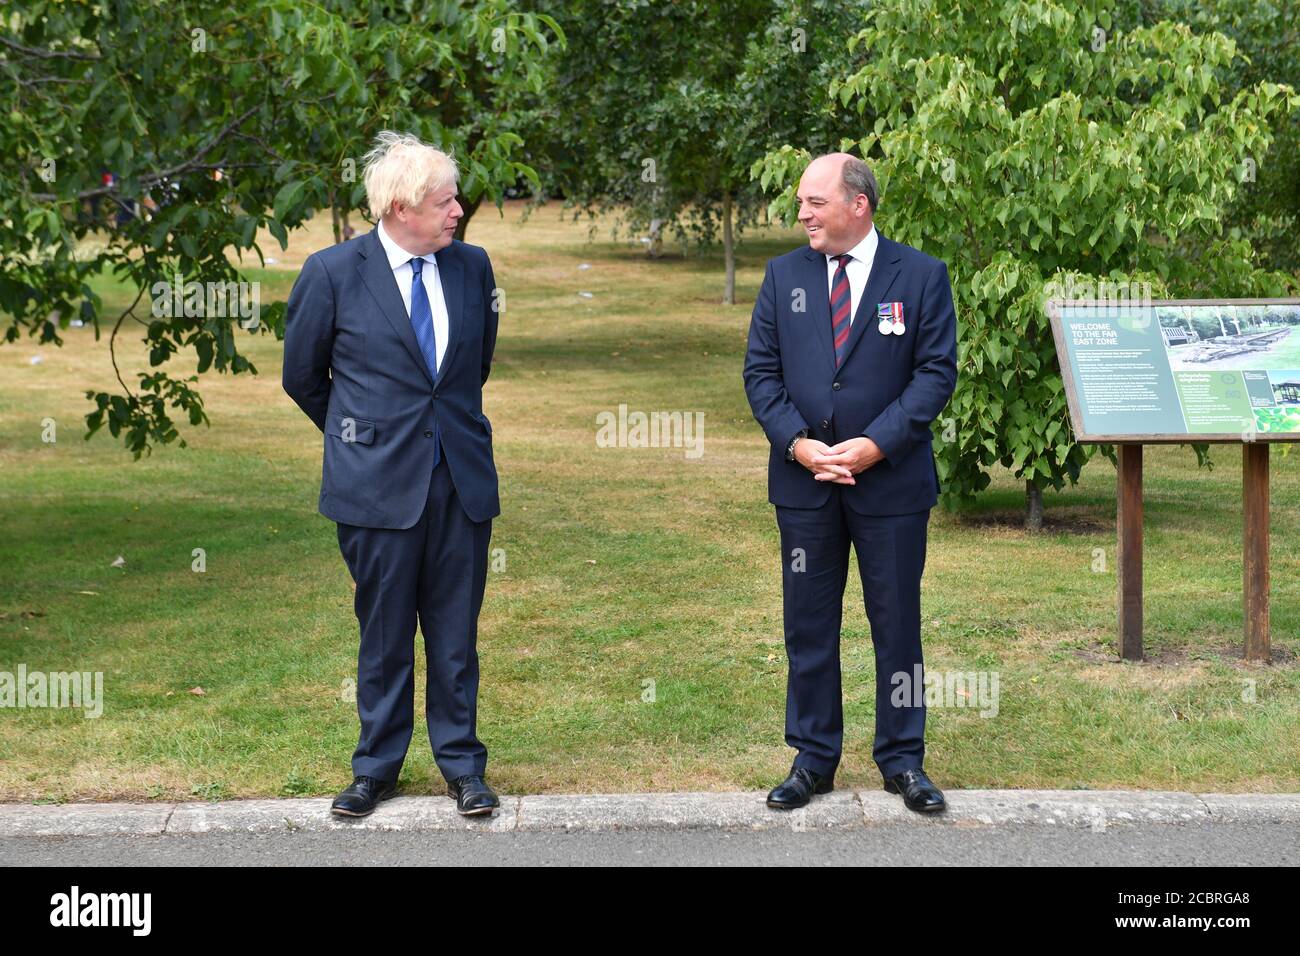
[{"x1": 361, "y1": 131, "x2": 459, "y2": 220}]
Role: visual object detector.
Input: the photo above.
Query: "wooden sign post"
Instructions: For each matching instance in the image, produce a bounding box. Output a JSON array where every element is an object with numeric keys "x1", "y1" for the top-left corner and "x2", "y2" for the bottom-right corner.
[
  {"x1": 1116, "y1": 444, "x2": 1143, "y2": 661},
  {"x1": 1049, "y1": 299, "x2": 1300, "y2": 663},
  {"x1": 1114, "y1": 441, "x2": 1271, "y2": 662},
  {"x1": 1243, "y1": 442, "x2": 1270, "y2": 661}
]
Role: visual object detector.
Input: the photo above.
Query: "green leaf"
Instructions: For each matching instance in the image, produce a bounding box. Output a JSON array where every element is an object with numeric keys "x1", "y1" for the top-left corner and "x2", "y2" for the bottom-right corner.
[{"x1": 273, "y1": 181, "x2": 305, "y2": 221}]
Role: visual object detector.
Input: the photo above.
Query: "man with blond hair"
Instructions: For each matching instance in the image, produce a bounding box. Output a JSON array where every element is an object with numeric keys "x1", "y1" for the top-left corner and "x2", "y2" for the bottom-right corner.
[{"x1": 283, "y1": 131, "x2": 502, "y2": 817}]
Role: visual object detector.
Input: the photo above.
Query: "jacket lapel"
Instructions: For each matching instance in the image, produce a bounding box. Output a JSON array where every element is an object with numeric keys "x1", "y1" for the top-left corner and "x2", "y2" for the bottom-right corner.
[
  {"x1": 433, "y1": 242, "x2": 464, "y2": 382},
  {"x1": 357, "y1": 229, "x2": 435, "y2": 389},
  {"x1": 801, "y1": 246, "x2": 837, "y2": 376}
]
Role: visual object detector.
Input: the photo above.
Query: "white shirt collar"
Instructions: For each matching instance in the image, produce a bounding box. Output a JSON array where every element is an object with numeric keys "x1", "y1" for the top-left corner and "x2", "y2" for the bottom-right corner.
[
  {"x1": 376, "y1": 219, "x2": 435, "y2": 272},
  {"x1": 825, "y1": 224, "x2": 877, "y2": 266}
]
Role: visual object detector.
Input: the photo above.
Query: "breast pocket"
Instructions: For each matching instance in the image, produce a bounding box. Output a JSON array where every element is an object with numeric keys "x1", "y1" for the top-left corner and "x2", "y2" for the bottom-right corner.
[{"x1": 326, "y1": 414, "x2": 375, "y2": 445}]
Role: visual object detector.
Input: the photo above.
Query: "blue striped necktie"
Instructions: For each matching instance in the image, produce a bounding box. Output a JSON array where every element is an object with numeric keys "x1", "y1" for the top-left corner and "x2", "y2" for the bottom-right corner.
[{"x1": 408, "y1": 257, "x2": 441, "y2": 468}]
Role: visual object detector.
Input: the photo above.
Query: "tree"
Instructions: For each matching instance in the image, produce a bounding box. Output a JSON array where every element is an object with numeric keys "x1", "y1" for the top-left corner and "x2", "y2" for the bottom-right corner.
[
  {"x1": 1133, "y1": 0, "x2": 1300, "y2": 274},
  {"x1": 755, "y1": 0, "x2": 1298, "y2": 525},
  {"x1": 1, "y1": 0, "x2": 559, "y2": 456},
  {"x1": 525, "y1": 0, "x2": 867, "y2": 304}
]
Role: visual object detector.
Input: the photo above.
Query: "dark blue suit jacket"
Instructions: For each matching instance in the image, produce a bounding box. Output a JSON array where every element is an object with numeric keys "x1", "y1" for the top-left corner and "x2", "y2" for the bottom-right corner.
[
  {"x1": 743, "y1": 232, "x2": 957, "y2": 515},
  {"x1": 282, "y1": 229, "x2": 500, "y2": 528}
]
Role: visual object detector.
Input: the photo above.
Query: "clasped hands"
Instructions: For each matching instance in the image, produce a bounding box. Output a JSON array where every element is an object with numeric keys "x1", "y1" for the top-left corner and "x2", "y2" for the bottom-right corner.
[{"x1": 794, "y1": 435, "x2": 884, "y2": 485}]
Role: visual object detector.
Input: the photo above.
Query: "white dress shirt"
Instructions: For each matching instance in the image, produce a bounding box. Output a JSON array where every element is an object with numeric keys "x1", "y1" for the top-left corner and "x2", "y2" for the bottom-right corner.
[
  {"x1": 824, "y1": 225, "x2": 878, "y2": 326},
  {"x1": 376, "y1": 218, "x2": 449, "y2": 373}
]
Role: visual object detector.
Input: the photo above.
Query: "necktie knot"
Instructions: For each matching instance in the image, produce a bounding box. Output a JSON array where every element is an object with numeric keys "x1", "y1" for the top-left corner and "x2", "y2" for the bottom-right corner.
[
  {"x1": 833, "y1": 253, "x2": 852, "y2": 270},
  {"x1": 409, "y1": 256, "x2": 424, "y2": 276}
]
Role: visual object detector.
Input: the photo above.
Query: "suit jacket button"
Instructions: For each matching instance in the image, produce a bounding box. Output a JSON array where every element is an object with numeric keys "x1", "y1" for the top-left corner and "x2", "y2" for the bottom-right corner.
[
  {"x1": 424, "y1": 429, "x2": 434, "y2": 438},
  {"x1": 832, "y1": 382, "x2": 842, "y2": 391},
  {"x1": 820, "y1": 419, "x2": 830, "y2": 430}
]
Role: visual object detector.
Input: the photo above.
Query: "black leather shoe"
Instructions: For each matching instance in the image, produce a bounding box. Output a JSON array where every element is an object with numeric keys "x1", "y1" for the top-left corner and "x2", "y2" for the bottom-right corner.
[
  {"x1": 766, "y1": 766, "x2": 833, "y2": 810},
  {"x1": 448, "y1": 774, "x2": 500, "y2": 816},
  {"x1": 330, "y1": 775, "x2": 398, "y2": 817},
  {"x1": 883, "y1": 768, "x2": 946, "y2": 813}
]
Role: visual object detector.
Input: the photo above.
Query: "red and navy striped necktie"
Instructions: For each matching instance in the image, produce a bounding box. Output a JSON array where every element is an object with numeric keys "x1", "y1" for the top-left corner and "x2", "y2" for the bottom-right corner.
[{"x1": 830, "y1": 253, "x2": 852, "y2": 367}]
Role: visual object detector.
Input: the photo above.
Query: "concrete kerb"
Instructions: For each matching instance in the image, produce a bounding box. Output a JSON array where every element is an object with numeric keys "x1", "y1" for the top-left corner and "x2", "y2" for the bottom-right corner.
[{"x1": 3, "y1": 790, "x2": 1300, "y2": 837}]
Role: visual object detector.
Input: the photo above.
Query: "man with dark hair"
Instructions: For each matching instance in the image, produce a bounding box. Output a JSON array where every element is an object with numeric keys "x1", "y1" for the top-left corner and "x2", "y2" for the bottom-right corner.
[{"x1": 743, "y1": 152, "x2": 958, "y2": 813}]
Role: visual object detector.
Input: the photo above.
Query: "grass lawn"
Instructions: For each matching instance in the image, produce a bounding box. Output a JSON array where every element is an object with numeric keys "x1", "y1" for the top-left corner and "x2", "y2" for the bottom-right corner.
[{"x1": 1, "y1": 201, "x2": 1298, "y2": 802}]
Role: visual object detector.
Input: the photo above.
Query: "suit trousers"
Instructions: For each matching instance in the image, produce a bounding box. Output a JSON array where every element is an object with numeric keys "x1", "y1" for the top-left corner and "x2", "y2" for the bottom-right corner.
[
  {"x1": 775, "y1": 487, "x2": 930, "y2": 779},
  {"x1": 336, "y1": 453, "x2": 491, "y2": 784}
]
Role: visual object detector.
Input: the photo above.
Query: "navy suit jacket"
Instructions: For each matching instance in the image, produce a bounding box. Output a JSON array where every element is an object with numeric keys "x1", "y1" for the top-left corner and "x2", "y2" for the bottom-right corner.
[
  {"x1": 282, "y1": 229, "x2": 500, "y2": 528},
  {"x1": 743, "y1": 232, "x2": 957, "y2": 515}
]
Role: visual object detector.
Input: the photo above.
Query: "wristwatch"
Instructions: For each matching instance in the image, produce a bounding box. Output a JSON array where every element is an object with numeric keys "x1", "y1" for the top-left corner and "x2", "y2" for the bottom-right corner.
[{"x1": 786, "y1": 428, "x2": 809, "y2": 461}]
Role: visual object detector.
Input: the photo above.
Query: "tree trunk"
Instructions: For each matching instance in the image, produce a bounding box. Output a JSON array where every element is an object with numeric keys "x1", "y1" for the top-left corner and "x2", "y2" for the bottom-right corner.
[
  {"x1": 454, "y1": 193, "x2": 484, "y2": 242},
  {"x1": 330, "y1": 189, "x2": 342, "y2": 245},
  {"x1": 645, "y1": 218, "x2": 664, "y2": 258},
  {"x1": 1025, "y1": 480, "x2": 1043, "y2": 531},
  {"x1": 722, "y1": 191, "x2": 735, "y2": 305}
]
